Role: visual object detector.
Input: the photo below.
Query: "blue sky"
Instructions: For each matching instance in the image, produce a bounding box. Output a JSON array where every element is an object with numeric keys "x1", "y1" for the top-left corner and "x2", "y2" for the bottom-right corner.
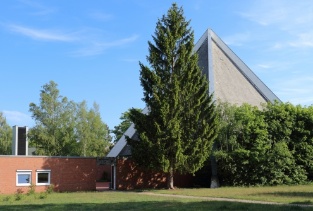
[{"x1": 1, "y1": 0, "x2": 313, "y2": 130}]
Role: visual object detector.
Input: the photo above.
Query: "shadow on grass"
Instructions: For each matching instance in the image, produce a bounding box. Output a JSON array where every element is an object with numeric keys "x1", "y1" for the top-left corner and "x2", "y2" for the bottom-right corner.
[
  {"x1": 260, "y1": 192, "x2": 313, "y2": 205},
  {"x1": 262, "y1": 192, "x2": 313, "y2": 198},
  {"x1": 0, "y1": 201, "x2": 309, "y2": 211},
  {"x1": 290, "y1": 201, "x2": 313, "y2": 205}
]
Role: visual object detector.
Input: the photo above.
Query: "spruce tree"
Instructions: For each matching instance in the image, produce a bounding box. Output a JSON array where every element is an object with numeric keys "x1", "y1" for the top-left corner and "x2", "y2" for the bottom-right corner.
[{"x1": 127, "y1": 3, "x2": 217, "y2": 189}]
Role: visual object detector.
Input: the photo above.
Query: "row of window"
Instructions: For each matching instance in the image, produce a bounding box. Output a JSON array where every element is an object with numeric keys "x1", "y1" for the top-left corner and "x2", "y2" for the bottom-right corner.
[{"x1": 16, "y1": 170, "x2": 51, "y2": 186}]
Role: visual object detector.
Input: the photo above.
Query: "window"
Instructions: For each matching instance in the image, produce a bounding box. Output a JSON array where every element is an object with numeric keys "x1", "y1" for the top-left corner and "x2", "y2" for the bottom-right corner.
[
  {"x1": 16, "y1": 170, "x2": 32, "y2": 186},
  {"x1": 36, "y1": 170, "x2": 51, "y2": 186}
]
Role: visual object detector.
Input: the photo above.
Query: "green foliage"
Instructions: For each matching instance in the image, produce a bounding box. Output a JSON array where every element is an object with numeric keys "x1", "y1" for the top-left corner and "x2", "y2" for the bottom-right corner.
[
  {"x1": 29, "y1": 81, "x2": 77, "y2": 156},
  {"x1": 0, "y1": 112, "x2": 12, "y2": 155},
  {"x1": 39, "y1": 192, "x2": 48, "y2": 199},
  {"x1": 76, "y1": 101, "x2": 111, "y2": 157},
  {"x1": 111, "y1": 108, "x2": 141, "y2": 143},
  {"x1": 264, "y1": 102, "x2": 313, "y2": 181},
  {"x1": 15, "y1": 189, "x2": 24, "y2": 201},
  {"x1": 29, "y1": 81, "x2": 111, "y2": 156},
  {"x1": 265, "y1": 141, "x2": 306, "y2": 185},
  {"x1": 127, "y1": 3, "x2": 218, "y2": 188},
  {"x1": 2, "y1": 196, "x2": 11, "y2": 202},
  {"x1": 215, "y1": 102, "x2": 311, "y2": 186},
  {"x1": 46, "y1": 184, "x2": 55, "y2": 194},
  {"x1": 215, "y1": 103, "x2": 270, "y2": 186},
  {"x1": 27, "y1": 183, "x2": 36, "y2": 195}
]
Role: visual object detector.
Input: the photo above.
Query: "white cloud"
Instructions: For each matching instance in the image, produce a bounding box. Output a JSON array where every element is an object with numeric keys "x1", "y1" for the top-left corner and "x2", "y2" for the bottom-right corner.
[
  {"x1": 257, "y1": 64, "x2": 272, "y2": 69},
  {"x1": 103, "y1": 35, "x2": 139, "y2": 47},
  {"x1": 270, "y1": 43, "x2": 284, "y2": 50},
  {"x1": 70, "y1": 34, "x2": 139, "y2": 57},
  {"x1": 240, "y1": 0, "x2": 313, "y2": 28},
  {"x1": 20, "y1": 0, "x2": 56, "y2": 16},
  {"x1": 223, "y1": 32, "x2": 251, "y2": 46},
  {"x1": 239, "y1": 3, "x2": 287, "y2": 26},
  {"x1": 288, "y1": 32, "x2": 313, "y2": 48},
  {"x1": 5, "y1": 21, "x2": 139, "y2": 56},
  {"x1": 254, "y1": 60, "x2": 296, "y2": 72},
  {"x1": 275, "y1": 76, "x2": 313, "y2": 105},
  {"x1": 2, "y1": 110, "x2": 33, "y2": 127},
  {"x1": 8, "y1": 24, "x2": 76, "y2": 42},
  {"x1": 288, "y1": 97, "x2": 313, "y2": 105},
  {"x1": 239, "y1": 0, "x2": 313, "y2": 49},
  {"x1": 89, "y1": 12, "x2": 113, "y2": 22}
]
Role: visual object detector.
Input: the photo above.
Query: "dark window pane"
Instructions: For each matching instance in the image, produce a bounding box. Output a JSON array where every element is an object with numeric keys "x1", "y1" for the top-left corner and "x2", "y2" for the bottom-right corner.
[{"x1": 37, "y1": 173, "x2": 49, "y2": 183}]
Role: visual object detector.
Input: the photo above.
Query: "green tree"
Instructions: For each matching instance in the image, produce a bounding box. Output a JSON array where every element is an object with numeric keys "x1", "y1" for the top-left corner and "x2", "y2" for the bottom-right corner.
[
  {"x1": 264, "y1": 102, "x2": 311, "y2": 182},
  {"x1": 215, "y1": 102, "x2": 307, "y2": 186},
  {"x1": 127, "y1": 3, "x2": 218, "y2": 189},
  {"x1": 111, "y1": 108, "x2": 141, "y2": 144},
  {"x1": 291, "y1": 105, "x2": 313, "y2": 180},
  {"x1": 0, "y1": 112, "x2": 12, "y2": 155},
  {"x1": 76, "y1": 101, "x2": 112, "y2": 157},
  {"x1": 215, "y1": 103, "x2": 270, "y2": 185},
  {"x1": 28, "y1": 81, "x2": 77, "y2": 156}
]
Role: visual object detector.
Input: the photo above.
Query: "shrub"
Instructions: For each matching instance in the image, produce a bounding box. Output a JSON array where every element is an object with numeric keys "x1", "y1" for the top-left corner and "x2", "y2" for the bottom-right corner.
[
  {"x1": 39, "y1": 192, "x2": 47, "y2": 199},
  {"x1": 15, "y1": 189, "x2": 24, "y2": 201},
  {"x1": 46, "y1": 184, "x2": 55, "y2": 194},
  {"x1": 2, "y1": 196, "x2": 11, "y2": 202},
  {"x1": 27, "y1": 183, "x2": 36, "y2": 195}
]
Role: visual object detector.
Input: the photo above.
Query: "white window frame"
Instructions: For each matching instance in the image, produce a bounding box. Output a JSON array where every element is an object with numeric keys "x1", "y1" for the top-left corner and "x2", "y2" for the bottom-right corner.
[
  {"x1": 16, "y1": 170, "x2": 32, "y2": 186},
  {"x1": 36, "y1": 170, "x2": 51, "y2": 186}
]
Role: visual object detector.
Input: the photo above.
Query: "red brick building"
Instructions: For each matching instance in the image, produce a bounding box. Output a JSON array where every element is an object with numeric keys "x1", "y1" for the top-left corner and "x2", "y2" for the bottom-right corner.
[
  {"x1": 0, "y1": 155, "x2": 193, "y2": 194},
  {"x1": 0, "y1": 156, "x2": 109, "y2": 194},
  {"x1": 115, "y1": 157, "x2": 193, "y2": 190}
]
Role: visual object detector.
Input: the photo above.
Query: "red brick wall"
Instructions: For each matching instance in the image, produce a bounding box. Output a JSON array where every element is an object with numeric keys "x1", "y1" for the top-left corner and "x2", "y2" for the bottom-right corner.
[
  {"x1": 0, "y1": 156, "x2": 99, "y2": 194},
  {"x1": 115, "y1": 157, "x2": 193, "y2": 190}
]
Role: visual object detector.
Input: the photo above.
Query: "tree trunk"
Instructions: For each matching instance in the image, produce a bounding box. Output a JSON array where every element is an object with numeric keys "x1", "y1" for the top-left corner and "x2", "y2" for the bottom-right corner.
[
  {"x1": 167, "y1": 165, "x2": 174, "y2": 189},
  {"x1": 210, "y1": 142, "x2": 220, "y2": 188}
]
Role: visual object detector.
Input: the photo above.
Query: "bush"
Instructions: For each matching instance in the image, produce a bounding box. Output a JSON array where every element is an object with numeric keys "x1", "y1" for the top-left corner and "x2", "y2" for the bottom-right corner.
[
  {"x1": 15, "y1": 189, "x2": 24, "y2": 201},
  {"x1": 215, "y1": 102, "x2": 311, "y2": 186},
  {"x1": 39, "y1": 192, "x2": 47, "y2": 199},
  {"x1": 27, "y1": 183, "x2": 36, "y2": 195},
  {"x1": 46, "y1": 184, "x2": 55, "y2": 194},
  {"x1": 2, "y1": 196, "x2": 11, "y2": 202}
]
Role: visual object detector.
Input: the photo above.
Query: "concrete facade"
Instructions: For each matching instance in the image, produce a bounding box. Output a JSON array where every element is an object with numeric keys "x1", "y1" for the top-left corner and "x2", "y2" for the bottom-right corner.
[
  {"x1": 211, "y1": 41, "x2": 267, "y2": 107},
  {"x1": 195, "y1": 29, "x2": 280, "y2": 106}
]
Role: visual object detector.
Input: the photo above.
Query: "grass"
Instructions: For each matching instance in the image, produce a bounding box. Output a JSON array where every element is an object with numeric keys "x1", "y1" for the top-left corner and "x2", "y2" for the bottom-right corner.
[
  {"x1": 0, "y1": 185, "x2": 312, "y2": 210},
  {"x1": 153, "y1": 184, "x2": 313, "y2": 205}
]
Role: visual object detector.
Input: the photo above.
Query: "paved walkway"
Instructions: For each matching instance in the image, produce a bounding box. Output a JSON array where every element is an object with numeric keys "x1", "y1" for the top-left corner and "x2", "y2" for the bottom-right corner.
[{"x1": 138, "y1": 192, "x2": 313, "y2": 208}]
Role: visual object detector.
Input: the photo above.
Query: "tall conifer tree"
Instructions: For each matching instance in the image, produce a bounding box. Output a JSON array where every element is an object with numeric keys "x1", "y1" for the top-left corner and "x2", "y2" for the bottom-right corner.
[{"x1": 127, "y1": 3, "x2": 217, "y2": 189}]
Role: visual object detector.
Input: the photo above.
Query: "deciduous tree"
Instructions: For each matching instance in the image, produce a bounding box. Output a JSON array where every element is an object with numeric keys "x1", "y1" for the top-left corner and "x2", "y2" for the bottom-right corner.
[
  {"x1": 215, "y1": 102, "x2": 307, "y2": 186},
  {"x1": 0, "y1": 112, "x2": 12, "y2": 155},
  {"x1": 111, "y1": 108, "x2": 141, "y2": 144},
  {"x1": 29, "y1": 81, "x2": 77, "y2": 156},
  {"x1": 76, "y1": 101, "x2": 111, "y2": 156}
]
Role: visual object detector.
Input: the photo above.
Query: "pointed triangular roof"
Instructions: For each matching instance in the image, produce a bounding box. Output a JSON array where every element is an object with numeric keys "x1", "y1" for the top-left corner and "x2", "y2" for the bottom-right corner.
[
  {"x1": 107, "y1": 28, "x2": 280, "y2": 157},
  {"x1": 195, "y1": 29, "x2": 280, "y2": 106}
]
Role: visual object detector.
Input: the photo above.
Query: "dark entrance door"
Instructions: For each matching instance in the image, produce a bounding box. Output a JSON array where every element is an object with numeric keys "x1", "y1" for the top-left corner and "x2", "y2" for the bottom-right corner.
[{"x1": 111, "y1": 165, "x2": 114, "y2": 189}]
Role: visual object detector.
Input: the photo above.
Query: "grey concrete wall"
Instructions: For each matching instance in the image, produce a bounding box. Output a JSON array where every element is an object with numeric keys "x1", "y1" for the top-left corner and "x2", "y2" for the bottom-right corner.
[{"x1": 211, "y1": 41, "x2": 266, "y2": 107}]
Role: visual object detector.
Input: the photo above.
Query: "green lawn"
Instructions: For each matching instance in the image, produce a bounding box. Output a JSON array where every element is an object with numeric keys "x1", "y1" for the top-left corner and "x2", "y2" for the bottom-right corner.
[
  {"x1": 0, "y1": 185, "x2": 312, "y2": 211},
  {"x1": 153, "y1": 184, "x2": 313, "y2": 204}
]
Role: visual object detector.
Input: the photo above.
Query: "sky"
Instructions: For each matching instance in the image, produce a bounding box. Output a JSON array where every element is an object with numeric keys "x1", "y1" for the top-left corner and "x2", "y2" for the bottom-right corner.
[{"x1": 1, "y1": 0, "x2": 313, "y2": 130}]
